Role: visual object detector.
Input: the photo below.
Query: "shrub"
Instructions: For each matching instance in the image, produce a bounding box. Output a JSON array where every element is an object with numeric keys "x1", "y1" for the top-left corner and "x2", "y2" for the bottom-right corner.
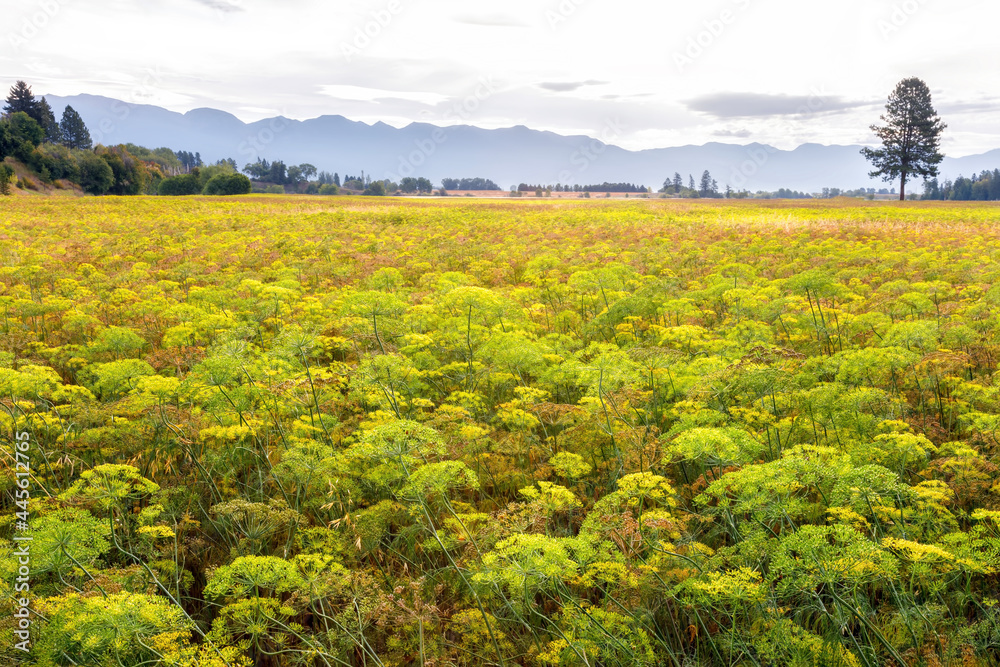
[
  {"x1": 36, "y1": 144, "x2": 80, "y2": 181},
  {"x1": 77, "y1": 151, "x2": 114, "y2": 195},
  {"x1": 158, "y1": 173, "x2": 201, "y2": 196},
  {"x1": 158, "y1": 174, "x2": 198, "y2": 196},
  {"x1": 203, "y1": 172, "x2": 252, "y2": 196},
  {"x1": 98, "y1": 145, "x2": 150, "y2": 196},
  {"x1": 363, "y1": 181, "x2": 386, "y2": 196},
  {"x1": 318, "y1": 183, "x2": 339, "y2": 195}
]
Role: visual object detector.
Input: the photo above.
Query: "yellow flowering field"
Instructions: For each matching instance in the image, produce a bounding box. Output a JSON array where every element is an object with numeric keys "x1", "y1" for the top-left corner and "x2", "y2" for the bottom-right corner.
[{"x1": 2, "y1": 195, "x2": 1000, "y2": 666}]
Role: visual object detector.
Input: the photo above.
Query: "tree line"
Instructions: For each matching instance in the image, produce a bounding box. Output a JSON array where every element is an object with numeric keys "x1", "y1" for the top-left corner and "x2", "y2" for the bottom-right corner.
[
  {"x1": 1, "y1": 81, "x2": 252, "y2": 197},
  {"x1": 441, "y1": 177, "x2": 500, "y2": 190},
  {"x1": 3, "y1": 80, "x2": 92, "y2": 150},
  {"x1": 660, "y1": 171, "x2": 723, "y2": 198},
  {"x1": 515, "y1": 182, "x2": 651, "y2": 194},
  {"x1": 240, "y1": 163, "x2": 439, "y2": 196},
  {"x1": 922, "y1": 170, "x2": 1000, "y2": 201}
]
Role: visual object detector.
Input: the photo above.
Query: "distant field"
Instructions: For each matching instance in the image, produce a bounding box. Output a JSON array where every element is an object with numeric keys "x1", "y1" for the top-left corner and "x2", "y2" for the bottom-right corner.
[
  {"x1": 3, "y1": 196, "x2": 1000, "y2": 667},
  {"x1": 445, "y1": 190, "x2": 653, "y2": 198}
]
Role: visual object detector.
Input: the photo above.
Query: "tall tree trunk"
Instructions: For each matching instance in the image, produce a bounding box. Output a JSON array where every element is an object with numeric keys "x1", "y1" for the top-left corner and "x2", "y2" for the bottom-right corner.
[{"x1": 899, "y1": 171, "x2": 907, "y2": 201}]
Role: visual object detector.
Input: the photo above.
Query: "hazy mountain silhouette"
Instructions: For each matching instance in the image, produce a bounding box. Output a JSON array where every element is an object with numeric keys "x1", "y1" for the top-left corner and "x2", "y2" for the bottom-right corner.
[{"x1": 46, "y1": 94, "x2": 998, "y2": 193}]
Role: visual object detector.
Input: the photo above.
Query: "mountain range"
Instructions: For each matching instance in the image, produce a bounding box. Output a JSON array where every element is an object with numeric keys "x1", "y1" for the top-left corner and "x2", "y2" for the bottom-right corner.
[{"x1": 45, "y1": 94, "x2": 1000, "y2": 193}]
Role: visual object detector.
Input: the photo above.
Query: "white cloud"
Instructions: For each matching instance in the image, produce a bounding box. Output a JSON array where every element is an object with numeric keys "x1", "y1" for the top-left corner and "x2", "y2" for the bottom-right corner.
[
  {"x1": 317, "y1": 85, "x2": 450, "y2": 106},
  {"x1": 1, "y1": 0, "x2": 997, "y2": 156},
  {"x1": 538, "y1": 80, "x2": 608, "y2": 93},
  {"x1": 454, "y1": 13, "x2": 528, "y2": 27}
]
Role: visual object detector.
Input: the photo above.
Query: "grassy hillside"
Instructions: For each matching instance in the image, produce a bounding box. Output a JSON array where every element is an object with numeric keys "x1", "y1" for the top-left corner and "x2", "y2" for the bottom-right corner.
[{"x1": 1, "y1": 157, "x2": 83, "y2": 197}]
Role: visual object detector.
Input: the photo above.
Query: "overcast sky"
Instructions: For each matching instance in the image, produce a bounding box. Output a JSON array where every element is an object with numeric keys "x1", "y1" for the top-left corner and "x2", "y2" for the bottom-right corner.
[{"x1": 3, "y1": 0, "x2": 998, "y2": 155}]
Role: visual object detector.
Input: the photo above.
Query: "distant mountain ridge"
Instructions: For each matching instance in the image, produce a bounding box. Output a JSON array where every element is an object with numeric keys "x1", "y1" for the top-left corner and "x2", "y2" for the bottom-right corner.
[{"x1": 45, "y1": 94, "x2": 1000, "y2": 193}]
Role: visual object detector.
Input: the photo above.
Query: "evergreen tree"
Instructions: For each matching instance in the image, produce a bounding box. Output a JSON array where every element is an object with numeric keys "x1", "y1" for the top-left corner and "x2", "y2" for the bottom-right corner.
[
  {"x1": 673, "y1": 172, "x2": 683, "y2": 193},
  {"x1": 862, "y1": 77, "x2": 946, "y2": 201},
  {"x1": 921, "y1": 169, "x2": 1000, "y2": 201},
  {"x1": 267, "y1": 160, "x2": 287, "y2": 184},
  {"x1": 688, "y1": 174, "x2": 695, "y2": 190},
  {"x1": 333, "y1": 172, "x2": 341, "y2": 187},
  {"x1": 4, "y1": 80, "x2": 39, "y2": 120},
  {"x1": 0, "y1": 121, "x2": 11, "y2": 161},
  {"x1": 37, "y1": 97, "x2": 61, "y2": 144},
  {"x1": 699, "y1": 170, "x2": 713, "y2": 196},
  {"x1": 60, "y1": 106, "x2": 92, "y2": 150},
  {"x1": 179, "y1": 151, "x2": 205, "y2": 172}
]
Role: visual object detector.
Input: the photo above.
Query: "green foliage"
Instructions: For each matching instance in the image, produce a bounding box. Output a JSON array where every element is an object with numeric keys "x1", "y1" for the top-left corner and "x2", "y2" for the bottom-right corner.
[
  {"x1": 89, "y1": 325, "x2": 147, "y2": 359},
  {"x1": 697, "y1": 448, "x2": 848, "y2": 530},
  {"x1": 0, "y1": 163, "x2": 13, "y2": 195},
  {"x1": 33, "y1": 592, "x2": 195, "y2": 667},
  {"x1": 98, "y1": 145, "x2": 150, "y2": 196},
  {"x1": 4, "y1": 80, "x2": 39, "y2": 117},
  {"x1": 31, "y1": 508, "x2": 111, "y2": 578},
  {"x1": 204, "y1": 555, "x2": 306, "y2": 601},
  {"x1": 363, "y1": 180, "x2": 387, "y2": 196},
  {"x1": 8, "y1": 111, "x2": 44, "y2": 160},
  {"x1": 203, "y1": 172, "x2": 252, "y2": 195},
  {"x1": 401, "y1": 460, "x2": 479, "y2": 502},
  {"x1": 61, "y1": 464, "x2": 160, "y2": 513},
  {"x1": 0, "y1": 120, "x2": 12, "y2": 161},
  {"x1": 210, "y1": 498, "x2": 300, "y2": 556},
  {"x1": 36, "y1": 97, "x2": 62, "y2": 144},
  {"x1": 862, "y1": 77, "x2": 946, "y2": 199},
  {"x1": 540, "y1": 605, "x2": 658, "y2": 666},
  {"x1": 60, "y1": 105, "x2": 92, "y2": 150},
  {"x1": 88, "y1": 359, "x2": 157, "y2": 398},
  {"x1": 76, "y1": 150, "x2": 114, "y2": 194},
  {"x1": 549, "y1": 451, "x2": 592, "y2": 479},
  {"x1": 158, "y1": 172, "x2": 202, "y2": 195},
  {"x1": 123, "y1": 144, "x2": 182, "y2": 173},
  {"x1": 474, "y1": 533, "x2": 581, "y2": 603},
  {"x1": 770, "y1": 523, "x2": 898, "y2": 592},
  {"x1": 670, "y1": 426, "x2": 766, "y2": 466},
  {"x1": 31, "y1": 142, "x2": 80, "y2": 181}
]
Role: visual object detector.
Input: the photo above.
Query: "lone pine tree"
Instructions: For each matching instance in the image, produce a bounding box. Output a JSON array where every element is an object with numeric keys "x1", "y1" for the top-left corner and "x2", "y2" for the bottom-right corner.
[{"x1": 862, "y1": 77, "x2": 946, "y2": 201}]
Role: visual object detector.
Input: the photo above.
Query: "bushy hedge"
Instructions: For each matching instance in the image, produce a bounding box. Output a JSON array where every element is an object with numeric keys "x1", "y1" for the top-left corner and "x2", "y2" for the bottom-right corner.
[
  {"x1": 158, "y1": 173, "x2": 202, "y2": 196},
  {"x1": 158, "y1": 172, "x2": 252, "y2": 196},
  {"x1": 203, "y1": 172, "x2": 252, "y2": 196}
]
